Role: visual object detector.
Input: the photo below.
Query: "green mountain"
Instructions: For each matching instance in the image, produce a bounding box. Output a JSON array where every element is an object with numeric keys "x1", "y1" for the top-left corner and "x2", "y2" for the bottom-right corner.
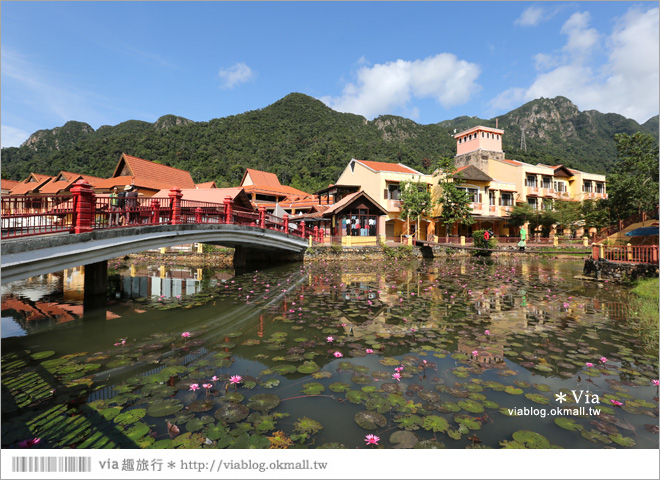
[{"x1": 2, "y1": 93, "x2": 657, "y2": 192}]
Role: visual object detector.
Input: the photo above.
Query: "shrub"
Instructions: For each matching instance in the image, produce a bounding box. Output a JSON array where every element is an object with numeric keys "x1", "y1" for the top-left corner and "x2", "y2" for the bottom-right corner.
[{"x1": 471, "y1": 230, "x2": 497, "y2": 256}]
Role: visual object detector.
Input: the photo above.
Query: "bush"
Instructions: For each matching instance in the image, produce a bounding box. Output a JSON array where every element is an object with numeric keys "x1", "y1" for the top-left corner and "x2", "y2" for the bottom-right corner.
[{"x1": 471, "y1": 230, "x2": 497, "y2": 256}]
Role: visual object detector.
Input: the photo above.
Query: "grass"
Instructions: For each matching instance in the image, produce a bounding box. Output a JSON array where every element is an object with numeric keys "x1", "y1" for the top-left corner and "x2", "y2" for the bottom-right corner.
[{"x1": 627, "y1": 277, "x2": 659, "y2": 353}]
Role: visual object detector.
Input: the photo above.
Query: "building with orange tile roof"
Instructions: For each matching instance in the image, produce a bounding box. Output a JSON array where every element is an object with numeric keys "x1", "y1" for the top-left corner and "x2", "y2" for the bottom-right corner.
[
  {"x1": 37, "y1": 171, "x2": 104, "y2": 195},
  {"x1": 195, "y1": 181, "x2": 217, "y2": 189},
  {"x1": 152, "y1": 187, "x2": 254, "y2": 210},
  {"x1": 8, "y1": 173, "x2": 54, "y2": 195},
  {"x1": 1, "y1": 179, "x2": 20, "y2": 195},
  {"x1": 238, "y1": 168, "x2": 316, "y2": 214}
]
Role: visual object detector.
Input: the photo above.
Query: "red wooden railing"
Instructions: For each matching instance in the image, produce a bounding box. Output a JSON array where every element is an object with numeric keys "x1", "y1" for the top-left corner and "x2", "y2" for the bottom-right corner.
[
  {"x1": 592, "y1": 243, "x2": 658, "y2": 264},
  {"x1": 1, "y1": 181, "x2": 323, "y2": 243}
]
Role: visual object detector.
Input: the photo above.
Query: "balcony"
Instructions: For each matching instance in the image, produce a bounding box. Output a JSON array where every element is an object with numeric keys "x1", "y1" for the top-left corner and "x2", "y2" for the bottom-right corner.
[{"x1": 386, "y1": 199, "x2": 402, "y2": 213}]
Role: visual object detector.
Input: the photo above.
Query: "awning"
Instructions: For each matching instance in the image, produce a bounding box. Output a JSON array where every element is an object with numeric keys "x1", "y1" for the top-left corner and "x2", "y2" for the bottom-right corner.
[{"x1": 624, "y1": 226, "x2": 659, "y2": 237}]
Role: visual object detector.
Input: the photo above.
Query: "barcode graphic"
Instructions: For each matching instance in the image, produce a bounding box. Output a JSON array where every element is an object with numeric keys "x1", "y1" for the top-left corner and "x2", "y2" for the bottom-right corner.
[{"x1": 12, "y1": 456, "x2": 92, "y2": 473}]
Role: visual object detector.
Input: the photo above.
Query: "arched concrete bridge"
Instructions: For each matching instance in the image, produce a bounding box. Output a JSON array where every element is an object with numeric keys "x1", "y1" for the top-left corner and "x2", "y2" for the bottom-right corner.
[{"x1": 1, "y1": 223, "x2": 308, "y2": 285}]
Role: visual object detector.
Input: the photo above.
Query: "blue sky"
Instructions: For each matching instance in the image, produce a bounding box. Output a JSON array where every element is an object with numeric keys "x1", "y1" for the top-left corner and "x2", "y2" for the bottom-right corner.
[{"x1": 1, "y1": 1, "x2": 658, "y2": 148}]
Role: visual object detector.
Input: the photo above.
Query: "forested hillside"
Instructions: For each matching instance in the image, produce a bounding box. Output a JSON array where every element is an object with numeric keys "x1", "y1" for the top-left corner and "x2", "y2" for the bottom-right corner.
[{"x1": 2, "y1": 93, "x2": 657, "y2": 193}]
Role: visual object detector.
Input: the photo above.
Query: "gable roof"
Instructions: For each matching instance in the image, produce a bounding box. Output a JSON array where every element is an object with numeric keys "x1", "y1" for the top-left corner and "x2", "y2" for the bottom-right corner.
[
  {"x1": 353, "y1": 159, "x2": 423, "y2": 175},
  {"x1": 320, "y1": 190, "x2": 388, "y2": 217},
  {"x1": 241, "y1": 183, "x2": 311, "y2": 199},
  {"x1": 540, "y1": 164, "x2": 574, "y2": 177},
  {"x1": 240, "y1": 169, "x2": 282, "y2": 188},
  {"x1": 38, "y1": 171, "x2": 104, "y2": 194},
  {"x1": 195, "y1": 181, "x2": 217, "y2": 189},
  {"x1": 111, "y1": 153, "x2": 195, "y2": 189},
  {"x1": 1, "y1": 179, "x2": 20, "y2": 191},
  {"x1": 152, "y1": 187, "x2": 253, "y2": 210},
  {"x1": 454, "y1": 165, "x2": 492, "y2": 182},
  {"x1": 9, "y1": 173, "x2": 54, "y2": 195}
]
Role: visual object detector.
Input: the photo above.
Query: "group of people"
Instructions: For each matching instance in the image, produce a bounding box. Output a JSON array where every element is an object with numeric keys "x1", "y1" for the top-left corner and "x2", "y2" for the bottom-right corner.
[{"x1": 108, "y1": 185, "x2": 139, "y2": 226}]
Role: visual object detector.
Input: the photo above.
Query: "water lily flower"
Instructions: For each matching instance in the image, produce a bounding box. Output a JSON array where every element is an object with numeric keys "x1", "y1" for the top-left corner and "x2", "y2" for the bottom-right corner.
[
  {"x1": 585, "y1": 363, "x2": 594, "y2": 367},
  {"x1": 211, "y1": 376, "x2": 219, "y2": 381},
  {"x1": 202, "y1": 383, "x2": 212, "y2": 389},
  {"x1": 333, "y1": 351, "x2": 343, "y2": 358},
  {"x1": 484, "y1": 330, "x2": 490, "y2": 335},
  {"x1": 364, "y1": 434, "x2": 380, "y2": 446},
  {"x1": 326, "y1": 336, "x2": 334, "y2": 342},
  {"x1": 229, "y1": 375, "x2": 242, "y2": 385},
  {"x1": 181, "y1": 332, "x2": 191, "y2": 338},
  {"x1": 392, "y1": 372, "x2": 401, "y2": 381},
  {"x1": 599, "y1": 357, "x2": 607, "y2": 363},
  {"x1": 472, "y1": 350, "x2": 479, "y2": 356},
  {"x1": 652, "y1": 380, "x2": 659, "y2": 386},
  {"x1": 610, "y1": 399, "x2": 623, "y2": 407},
  {"x1": 395, "y1": 366, "x2": 404, "y2": 372},
  {"x1": 18, "y1": 438, "x2": 41, "y2": 448},
  {"x1": 365, "y1": 349, "x2": 374, "y2": 354},
  {"x1": 189, "y1": 383, "x2": 199, "y2": 391}
]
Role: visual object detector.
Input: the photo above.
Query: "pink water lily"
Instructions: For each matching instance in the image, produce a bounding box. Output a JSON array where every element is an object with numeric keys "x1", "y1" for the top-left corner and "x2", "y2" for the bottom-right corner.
[
  {"x1": 585, "y1": 362, "x2": 594, "y2": 367},
  {"x1": 610, "y1": 399, "x2": 623, "y2": 407},
  {"x1": 181, "y1": 332, "x2": 191, "y2": 338},
  {"x1": 652, "y1": 380, "x2": 659, "y2": 386},
  {"x1": 364, "y1": 434, "x2": 380, "y2": 446},
  {"x1": 229, "y1": 375, "x2": 242, "y2": 385},
  {"x1": 472, "y1": 350, "x2": 479, "y2": 356},
  {"x1": 392, "y1": 372, "x2": 401, "y2": 382},
  {"x1": 189, "y1": 383, "x2": 199, "y2": 391},
  {"x1": 365, "y1": 348, "x2": 374, "y2": 354},
  {"x1": 484, "y1": 330, "x2": 490, "y2": 335},
  {"x1": 600, "y1": 357, "x2": 607, "y2": 363},
  {"x1": 326, "y1": 336, "x2": 334, "y2": 342},
  {"x1": 333, "y1": 351, "x2": 343, "y2": 358},
  {"x1": 211, "y1": 376, "x2": 219, "y2": 381},
  {"x1": 202, "y1": 383, "x2": 212, "y2": 389},
  {"x1": 18, "y1": 438, "x2": 41, "y2": 448}
]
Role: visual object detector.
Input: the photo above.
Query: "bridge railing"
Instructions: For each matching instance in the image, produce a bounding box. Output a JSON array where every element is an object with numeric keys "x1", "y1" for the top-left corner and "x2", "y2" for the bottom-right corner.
[
  {"x1": 1, "y1": 182, "x2": 322, "y2": 244},
  {"x1": 1, "y1": 195, "x2": 74, "y2": 238},
  {"x1": 592, "y1": 243, "x2": 658, "y2": 264}
]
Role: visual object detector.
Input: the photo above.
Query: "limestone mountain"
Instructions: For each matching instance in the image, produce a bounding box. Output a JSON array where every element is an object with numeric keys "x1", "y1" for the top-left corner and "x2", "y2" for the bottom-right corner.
[{"x1": 2, "y1": 93, "x2": 657, "y2": 192}]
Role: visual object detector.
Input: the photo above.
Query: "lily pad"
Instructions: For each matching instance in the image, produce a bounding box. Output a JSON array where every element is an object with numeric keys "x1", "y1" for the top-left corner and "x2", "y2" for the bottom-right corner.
[
  {"x1": 147, "y1": 399, "x2": 183, "y2": 417},
  {"x1": 504, "y1": 386, "x2": 523, "y2": 395},
  {"x1": 394, "y1": 414, "x2": 423, "y2": 431},
  {"x1": 511, "y1": 430, "x2": 550, "y2": 449},
  {"x1": 414, "y1": 439, "x2": 446, "y2": 448},
  {"x1": 554, "y1": 417, "x2": 584, "y2": 432},
  {"x1": 421, "y1": 415, "x2": 449, "y2": 433},
  {"x1": 202, "y1": 422, "x2": 228, "y2": 441},
  {"x1": 214, "y1": 403, "x2": 249, "y2": 423},
  {"x1": 346, "y1": 390, "x2": 369, "y2": 405},
  {"x1": 296, "y1": 361, "x2": 320, "y2": 374},
  {"x1": 379, "y1": 357, "x2": 402, "y2": 366},
  {"x1": 608, "y1": 433, "x2": 636, "y2": 447},
  {"x1": 390, "y1": 430, "x2": 419, "y2": 448},
  {"x1": 458, "y1": 399, "x2": 484, "y2": 413},
  {"x1": 301, "y1": 383, "x2": 325, "y2": 395},
  {"x1": 525, "y1": 393, "x2": 550, "y2": 404},
  {"x1": 329, "y1": 382, "x2": 351, "y2": 393},
  {"x1": 246, "y1": 394, "x2": 281, "y2": 412},
  {"x1": 354, "y1": 410, "x2": 387, "y2": 430},
  {"x1": 454, "y1": 415, "x2": 482, "y2": 430},
  {"x1": 114, "y1": 408, "x2": 147, "y2": 425},
  {"x1": 293, "y1": 416, "x2": 323, "y2": 435}
]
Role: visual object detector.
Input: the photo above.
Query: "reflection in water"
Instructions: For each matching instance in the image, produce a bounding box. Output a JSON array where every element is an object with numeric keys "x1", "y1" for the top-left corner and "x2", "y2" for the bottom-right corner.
[{"x1": 1, "y1": 256, "x2": 658, "y2": 450}]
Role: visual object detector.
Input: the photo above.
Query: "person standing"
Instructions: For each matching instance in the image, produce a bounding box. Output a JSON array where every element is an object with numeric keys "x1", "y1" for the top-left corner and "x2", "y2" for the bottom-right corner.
[
  {"x1": 519, "y1": 225, "x2": 527, "y2": 251},
  {"x1": 109, "y1": 186, "x2": 120, "y2": 226},
  {"x1": 125, "y1": 185, "x2": 138, "y2": 224}
]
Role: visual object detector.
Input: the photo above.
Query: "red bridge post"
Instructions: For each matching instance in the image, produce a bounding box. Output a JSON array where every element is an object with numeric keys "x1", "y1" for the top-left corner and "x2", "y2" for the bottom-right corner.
[
  {"x1": 259, "y1": 206, "x2": 266, "y2": 229},
  {"x1": 169, "y1": 188, "x2": 182, "y2": 224},
  {"x1": 224, "y1": 196, "x2": 233, "y2": 224},
  {"x1": 150, "y1": 199, "x2": 160, "y2": 225},
  {"x1": 313, "y1": 225, "x2": 319, "y2": 242},
  {"x1": 71, "y1": 180, "x2": 94, "y2": 234},
  {"x1": 301, "y1": 220, "x2": 306, "y2": 239},
  {"x1": 283, "y1": 213, "x2": 289, "y2": 233},
  {"x1": 195, "y1": 207, "x2": 202, "y2": 223}
]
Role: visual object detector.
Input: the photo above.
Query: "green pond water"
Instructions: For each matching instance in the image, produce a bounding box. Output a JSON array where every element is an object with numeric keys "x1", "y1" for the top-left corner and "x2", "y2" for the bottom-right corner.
[{"x1": 1, "y1": 256, "x2": 658, "y2": 449}]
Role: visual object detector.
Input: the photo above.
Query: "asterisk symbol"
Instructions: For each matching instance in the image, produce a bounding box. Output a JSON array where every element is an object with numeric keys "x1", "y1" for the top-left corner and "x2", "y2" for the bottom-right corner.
[
  {"x1": 555, "y1": 392, "x2": 567, "y2": 404},
  {"x1": 168, "y1": 461, "x2": 176, "y2": 469}
]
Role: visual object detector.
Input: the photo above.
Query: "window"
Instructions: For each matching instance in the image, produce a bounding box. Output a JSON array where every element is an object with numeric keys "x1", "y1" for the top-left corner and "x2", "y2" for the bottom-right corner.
[
  {"x1": 527, "y1": 197, "x2": 538, "y2": 209},
  {"x1": 343, "y1": 209, "x2": 378, "y2": 236},
  {"x1": 458, "y1": 187, "x2": 479, "y2": 203},
  {"x1": 542, "y1": 177, "x2": 552, "y2": 189},
  {"x1": 595, "y1": 183, "x2": 604, "y2": 193},
  {"x1": 482, "y1": 132, "x2": 485, "y2": 137},
  {"x1": 489, "y1": 190, "x2": 496, "y2": 206},
  {"x1": 386, "y1": 183, "x2": 401, "y2": 200},
  {"x1": 526, "y1": 175, "x2": 537, "y2": 188},
  {"x1": 500, "y1": 192, "x2": 513, "y2": 206},
  {"x1": 543, "y1": 199, "x2": 553, "y2": 211},
  {"x1": 583, "y1": 182, "x2": 592, "y2": 193},
  {"x1": 553, "y1": 181, "x2": 566, "y2": 192}
]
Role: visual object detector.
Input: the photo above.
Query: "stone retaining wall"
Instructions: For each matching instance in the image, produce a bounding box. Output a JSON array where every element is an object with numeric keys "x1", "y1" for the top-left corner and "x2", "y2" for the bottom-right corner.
[{"x1": 583, "y1": 258, "x2": 659, "y2": 282}]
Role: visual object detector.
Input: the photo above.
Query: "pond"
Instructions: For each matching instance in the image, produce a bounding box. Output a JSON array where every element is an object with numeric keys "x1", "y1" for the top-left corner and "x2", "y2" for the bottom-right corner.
[{"x1": 1, "y1": 255, "x2": 658, "y2": 450}]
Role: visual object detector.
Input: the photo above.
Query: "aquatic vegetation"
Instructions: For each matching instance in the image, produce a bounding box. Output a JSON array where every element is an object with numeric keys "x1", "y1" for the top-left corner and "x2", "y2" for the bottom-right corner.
[{"x1": 1, "y1": 256, "x2": 658, "y2": 449}]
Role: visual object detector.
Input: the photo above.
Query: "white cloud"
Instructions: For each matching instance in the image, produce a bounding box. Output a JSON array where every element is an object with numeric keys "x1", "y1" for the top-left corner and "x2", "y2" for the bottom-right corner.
[
  {"x1": 491, "y1": 6, "x2": 659, "y2": 123},
  {"x1": 320, "y1": 54, "x2": 481, "y2": 119},
  {"x1": 218, "y1": 63, "x2": 255, "y2": 89},
  {"x1": 514, "y1": 5, "x2": 547, "y2": 27},
  {"x1": 1, "y1": 125, "x2": 31, "y2": 148}
]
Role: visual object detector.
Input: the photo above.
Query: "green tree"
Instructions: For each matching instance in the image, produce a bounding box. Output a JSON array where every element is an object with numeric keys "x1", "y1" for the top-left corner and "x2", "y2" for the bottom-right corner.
[
  {"x1": 399, "y1": 178, "x2": 434, "y2": 239},
  {"x1": 607, "y1": 132, "x2": 659, "y2": 220},
  {"x1": 433, "y1": 157, "x2": 474, "y2": 241}
]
